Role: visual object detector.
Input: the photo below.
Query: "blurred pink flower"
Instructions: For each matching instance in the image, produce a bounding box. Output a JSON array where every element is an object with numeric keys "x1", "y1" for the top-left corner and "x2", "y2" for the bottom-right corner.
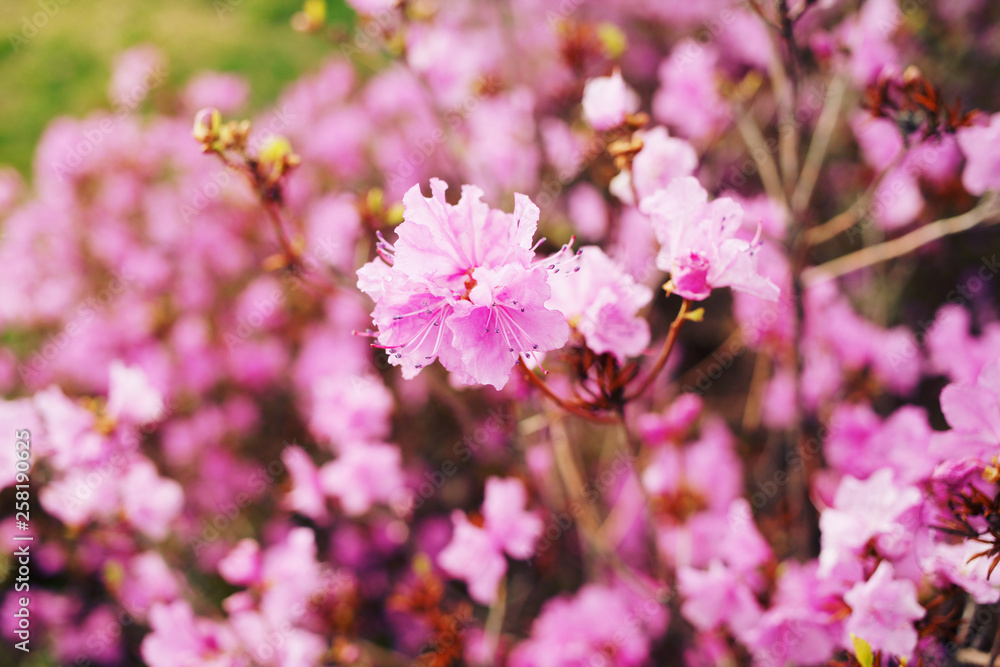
[
  {"x1": 957, "y1": 112, "x2": 1000, "y2": 195},
  {"x1": 610, "y1": 126, "x2": 699, "y2": 205},
  {"x1": 933, "y1": 357, "x2": 1000, "y2": 461},
  {"x1": 182, "y1": 71, "x2": 249, "y2": 113},
  {"x1": 843, "y1": 561, "x2": 925, "y2": 658},
  {"x1": 818, "y1": 469, "x2": 922, "y2": 576},
  {"x1": 320, "y1": 442, "x2": 406, "y2": 516},
  {"x1": 509, "y1": 583, "x2": 668, "y2": 667},
  {"x1": 218, "y1": 538, "x2": 262, "y2": 587},
  {"x1": 678, "y1": 560, "x2": 762, "y2": 641},
  {"x1": 652, "y1": 41, "x2": 732, "y2": 142},
  {"x1": 107, "y1": 360, "x2": 164, "y2": 424},
  {"x1": 582, "y1": 68, "x2": 639, "y2": 131},
  {"x1": 438, "y1": 477, "x2": 542, "y2": 604}
]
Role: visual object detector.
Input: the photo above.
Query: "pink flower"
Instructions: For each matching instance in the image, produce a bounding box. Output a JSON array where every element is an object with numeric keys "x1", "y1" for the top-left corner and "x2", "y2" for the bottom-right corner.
[
  {"x1": 120, "y1": 459, "x2": 184, "y2": 541},
  {"x1": 610, "y1": 126, "x2": 698, "y2": 205},
  {"x1": 641, "y1": 177, "x2": 780, "y2": 302},
  {"x1": 843, "y1": 561, "x2": 925, "y2": 658},
  {"x1": 308, "y1": 373, "x2": 393, "y2": 448},
  {"x1": 567, "y1": 183, "x2": 609, "y2": 241},
  {"x1": 358, "y1": 179, "x2": 569, "y2": 389},
  {"x1": 218, "y1": 539, "x2": 262, "y2": 587},
  {"x1": 957, "y1": 113, "x2": 1000, "y2": 195},
  {"x1": 825, "y1": 404, "x2": 938, "y2": 485},
  {"x1": 319, "y1": 442, "x2": 406, "y2": 516},
  {"x1": 837, "y1": 0, "x2": 902, "y2": 86},
  {"x1": 925, "y1": 304, "x2": 1000, "y2": 383},
  {"x1": 636, "y1": 393, "x2": 703, "y2": 446},
  {"x1": 642, "y1": 417, "x2": 742, "y2": 515},
  {"x1": 932, "y1": 357, "x2": 1000, "y2": 461},
  {"x1": 508, "y1": 583, "x2": 668, "y2": 667},
  {"x1": 141, "y1": 600, "x2": 237, "y2": 667},
  {"x1": 744, "y1": 561, "x2": 841, "y2": 666},
  {"x1": 281, "y1": 446, "x2": 328, "y2": 521},
  {"x1": 182, "y1": 72, "x2": 249, "y2": 113},
  {"x1": 437, "y1": 477, "x2": 542, "y2": 604},
  {"x1": 120, "y1": 552, "x2": 180, "y2": 617},
  {"x1": 678, "y1": 560, "x2": 763, "y2": 642},
  {"x1": 818, "y1": 469, "x2": 922, "y2": 576},
  {"x1": 582, "y1": 68, "x2": 639, "y2": 131},
  {"x1": 652, "y1": 41, "x2": 732, "y2": 142},
  {"x1": 108, "y1": 45, "x2": 165, "y2": 108},
  {"x1": 437, "y1": 512, "x2": 509, "y2": 604},
  {"x1": 545, "y1": 246, "x2": 652, "y2": 363},
  {"x1": 106, "y1": 361, "x2": 164, "y2": 424}
]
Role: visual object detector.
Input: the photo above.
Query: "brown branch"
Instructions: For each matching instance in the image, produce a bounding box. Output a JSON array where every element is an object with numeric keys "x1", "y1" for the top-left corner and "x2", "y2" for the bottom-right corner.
[
  {"x1": 517, "y1": 359, "x2": 618, "y2": 424},
  {"x1": 626, "y1": 299, "x2": 691, "y2": 401},
  {"x1": 791, "y1": 76, "x2": 847, "y2": 215},
  {"x1": 805, "y1": 151, "x2": 905, "y2": 246},
  {"x1": 802, "y1": 192, "x2": 1000, "y2": 286},
  {"x1": 736, "y1": 106, "x2": 789, "y2": 214}
]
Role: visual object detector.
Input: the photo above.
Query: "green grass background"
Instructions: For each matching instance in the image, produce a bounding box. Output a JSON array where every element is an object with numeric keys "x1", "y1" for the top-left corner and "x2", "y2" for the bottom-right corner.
[{"x1": 0, "y1": 0, "x2": 352, "y2": 177}]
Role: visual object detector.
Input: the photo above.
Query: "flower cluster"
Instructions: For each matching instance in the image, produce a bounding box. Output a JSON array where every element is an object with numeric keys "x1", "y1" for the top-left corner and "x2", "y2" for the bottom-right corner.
[{"x1": 358, "y1": 179, "x2": 569, "y2": 389}]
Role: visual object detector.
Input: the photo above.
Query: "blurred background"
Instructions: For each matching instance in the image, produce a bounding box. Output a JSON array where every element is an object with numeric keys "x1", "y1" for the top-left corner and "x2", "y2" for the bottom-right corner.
[{"x1": 0, "y1": 0, "x2": 352, "y2": 176}]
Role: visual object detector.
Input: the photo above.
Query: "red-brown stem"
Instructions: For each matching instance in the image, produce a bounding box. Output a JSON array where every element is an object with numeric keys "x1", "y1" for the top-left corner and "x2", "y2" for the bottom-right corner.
[
  {"x1": 262, "y1": 199, "x2": 299, "y2": 264},
  {"x1": 626, "y1": 299, "x2": 691, "y2": 401},
  {"x1": 517, "y1": 359, "x2": 618, "y2": 424}
]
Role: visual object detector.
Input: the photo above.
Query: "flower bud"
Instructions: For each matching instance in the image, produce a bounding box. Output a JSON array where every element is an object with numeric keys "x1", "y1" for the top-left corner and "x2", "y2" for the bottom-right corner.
[
  {"x1": 192, "y1": 107, "x2": 221, "y2": 145},
  {"x1": 258, "y1": 135, "x2": 301, "y2": 183},
  {"x1": 291, "y1": 0, "x2": 326, "y2": 32},
  {"x1": 597, "y1": 23, "x2": 627, "y2": 59}
]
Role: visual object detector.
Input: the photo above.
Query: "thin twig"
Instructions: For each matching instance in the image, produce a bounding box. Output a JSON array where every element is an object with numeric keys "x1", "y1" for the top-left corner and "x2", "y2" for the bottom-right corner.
[
  {"x1": 735, "y1": 107, "x2": 789, "y2": 213},
  {"x1": 626, "y1": 300, "x2": 691, "y2": 401},
  {"x1": 791, "y1": 76, "x2": 847, "y2": 214},
  {"x1": 546, "y1": 408, "x2": 664, "y2": 599},
  {"x1": 742, "y1": 346, "x2": 773, "y2": 433},
  {"x1": 802, "y1": 193, "x2": 1000, "y2": 286},
  {"x1": 773, "y1": 1, "x2": 799, "y2": 196},
  {"x1": 518, "y1": 359, "x2": 618, "y2": 424},
  {"x1": 480, "y1": 578, "x2": 507, "y2": 667},
  {"x1": 805, "y1": 152, "x2": 905, "y2": 246}
]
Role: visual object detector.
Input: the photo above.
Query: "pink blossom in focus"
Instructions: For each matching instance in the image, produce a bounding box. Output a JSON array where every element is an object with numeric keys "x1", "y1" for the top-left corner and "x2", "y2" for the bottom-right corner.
[
  {"x1": 546, "y1": 246, "x2": 652, "y2": 363},
  {"x1": 357, "y1": 179, "x2": 569, "y2": 389}
]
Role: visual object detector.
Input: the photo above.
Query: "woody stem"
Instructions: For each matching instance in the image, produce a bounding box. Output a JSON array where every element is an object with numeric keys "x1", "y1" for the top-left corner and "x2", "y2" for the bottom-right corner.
[{"x1": 626, "y1": 299, "x2": 691, "y2": 401}]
